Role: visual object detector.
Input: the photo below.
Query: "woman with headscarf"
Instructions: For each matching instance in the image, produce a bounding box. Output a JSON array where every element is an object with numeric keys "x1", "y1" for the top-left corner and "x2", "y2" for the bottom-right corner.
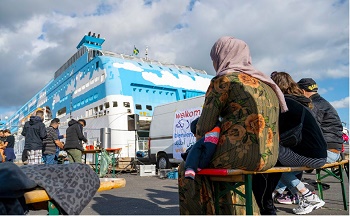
[{"x1": 178, "y1": 36, "x2": 287, "y2": 215}]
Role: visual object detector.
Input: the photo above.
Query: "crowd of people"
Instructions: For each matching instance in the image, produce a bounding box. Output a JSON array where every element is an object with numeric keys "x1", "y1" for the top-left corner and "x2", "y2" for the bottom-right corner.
[
  {"x1": 178, "y1": 36, "x2": 345, "y2": 215},
  {"x1": 0, "y1": 109, "x2": 88, "y2": 165}
]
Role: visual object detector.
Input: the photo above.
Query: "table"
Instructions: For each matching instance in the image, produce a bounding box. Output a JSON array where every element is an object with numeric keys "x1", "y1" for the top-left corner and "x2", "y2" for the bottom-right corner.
[
  {"x1": 82, "y1": 149, "x2": 102, "y2": 174},
  {"x1": 105, "y1": 148, "x2": 122, "y2": 177},
  {"x1": 83, "y1": 148, "x2": 122, "y2": 177}
]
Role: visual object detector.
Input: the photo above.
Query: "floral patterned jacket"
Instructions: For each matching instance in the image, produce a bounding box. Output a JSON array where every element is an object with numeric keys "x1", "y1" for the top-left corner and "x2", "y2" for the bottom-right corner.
[{"x1": 196, "y1": 72, "x2": 280, "y2": 171}]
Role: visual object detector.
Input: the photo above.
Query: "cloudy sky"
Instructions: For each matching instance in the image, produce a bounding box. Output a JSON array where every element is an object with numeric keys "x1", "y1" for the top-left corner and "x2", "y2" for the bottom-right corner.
[{"x1": 0, "y1": 0, "x2": 349, "y2": 126}]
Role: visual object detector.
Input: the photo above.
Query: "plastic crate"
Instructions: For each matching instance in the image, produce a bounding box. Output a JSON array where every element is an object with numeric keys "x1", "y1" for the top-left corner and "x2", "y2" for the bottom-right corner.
[{"x1": 139, "y1": 165, "x2": 156, "y2": 177}]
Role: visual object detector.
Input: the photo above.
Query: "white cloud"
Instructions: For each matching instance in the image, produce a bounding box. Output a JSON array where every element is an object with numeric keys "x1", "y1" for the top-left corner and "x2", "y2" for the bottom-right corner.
[
  {"x1": 317, "y1": 88, "x2": 328, "y2": 95},
  {"x1": 0, "y1": 0, "x2": 348, "y2": 117},
  {"x1": 330, "y1": 97, "x2": 349, "y2": 109}
]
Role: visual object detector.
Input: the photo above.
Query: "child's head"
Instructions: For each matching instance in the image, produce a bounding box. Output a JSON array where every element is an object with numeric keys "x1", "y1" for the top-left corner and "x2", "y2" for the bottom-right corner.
[
  {"x1": 190, "y1": 118, "x2": 199, "y2": 135},
  {"x1": 0, "y1": 140, "x2": 4, "y2": 146}
]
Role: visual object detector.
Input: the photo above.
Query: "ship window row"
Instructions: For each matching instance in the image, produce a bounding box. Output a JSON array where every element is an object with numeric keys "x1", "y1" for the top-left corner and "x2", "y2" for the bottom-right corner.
[
  {"x1": 54, "y1": 47, "x2": 88, "y2": 79},
  {"x1": 135, "y1": 104, "x2": 153, "y2": 111},
  {"x1": 84, "y1": 100, "x2": 132, "y2": 118},
  {"x1": 50, "y1": 63, "x2": 104, "y2": 96},
  {"x1": 74, "y1": 74, "x2": 105, "y2": 95}
]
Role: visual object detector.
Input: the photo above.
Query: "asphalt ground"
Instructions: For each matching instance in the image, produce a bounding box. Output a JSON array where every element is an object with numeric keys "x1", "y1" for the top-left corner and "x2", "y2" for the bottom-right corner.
[{"x1": 30, "y1": 168, "x2": 349, "y2": 215}]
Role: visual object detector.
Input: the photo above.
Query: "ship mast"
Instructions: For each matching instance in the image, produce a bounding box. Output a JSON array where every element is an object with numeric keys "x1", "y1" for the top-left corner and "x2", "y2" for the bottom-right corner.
[{"x1": 145, "y1": 46, "x2": 149, "y2": 60}]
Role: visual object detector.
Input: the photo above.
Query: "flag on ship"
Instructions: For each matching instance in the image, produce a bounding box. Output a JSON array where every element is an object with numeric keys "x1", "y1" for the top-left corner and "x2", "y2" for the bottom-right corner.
[{"x1": 133, "y1": 46, "x2": 139, "y2": 55}]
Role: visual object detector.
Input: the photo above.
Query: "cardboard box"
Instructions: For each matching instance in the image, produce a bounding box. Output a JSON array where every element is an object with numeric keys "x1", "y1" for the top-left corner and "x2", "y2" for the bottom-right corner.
[{"x1": 139, "y1": 165, "x2": 156, "y2": 177}]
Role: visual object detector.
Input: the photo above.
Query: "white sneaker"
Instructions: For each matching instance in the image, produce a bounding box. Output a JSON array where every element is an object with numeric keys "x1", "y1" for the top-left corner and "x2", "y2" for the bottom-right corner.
[{"x1": 292, "y1": 194, "x2": 325, "y2": 215}]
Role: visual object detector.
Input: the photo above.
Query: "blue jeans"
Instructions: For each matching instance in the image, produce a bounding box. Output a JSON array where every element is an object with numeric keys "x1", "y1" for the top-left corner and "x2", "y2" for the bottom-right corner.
[
  {"x1": 43, "y1": 154, "x2": 57, "y2": 164},
  {"x1": 276, "y1": 150, "x2": 340, "y2": 194},
  {"x1": 276, "y1": 171, "x2": 302, "y2": 195},
  {"x1": 326, "y1": 150, "x2": 340, "y2": 163}
]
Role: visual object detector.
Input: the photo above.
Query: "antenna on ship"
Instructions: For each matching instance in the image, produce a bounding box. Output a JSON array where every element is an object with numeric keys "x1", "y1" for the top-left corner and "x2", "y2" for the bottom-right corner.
[{"x1": 145, "y1": 46, "x2": 149, "y2": 60}]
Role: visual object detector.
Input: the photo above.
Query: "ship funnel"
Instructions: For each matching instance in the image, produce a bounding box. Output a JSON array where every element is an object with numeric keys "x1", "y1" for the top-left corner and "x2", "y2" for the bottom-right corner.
[{"x1": 76, "y1": 32, "x2": 105, "y2": 50}]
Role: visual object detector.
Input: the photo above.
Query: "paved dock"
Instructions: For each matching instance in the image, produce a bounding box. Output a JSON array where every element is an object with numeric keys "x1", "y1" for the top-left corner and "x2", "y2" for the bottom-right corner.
[{"x1": 30, "y1": 169, "x2": 349, "y2": 215}]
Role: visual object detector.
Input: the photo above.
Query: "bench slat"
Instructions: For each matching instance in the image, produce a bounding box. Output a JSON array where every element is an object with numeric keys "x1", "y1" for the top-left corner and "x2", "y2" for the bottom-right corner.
[
  {"x1": 98, "y1": 178, "x2": 126, "y2": 192},
  {"x1": 25, "y1": 178, "x2": 126, "y2": 204},
  {"x1": 197, "y1": 160, "x2": 349, "y2": 176}
]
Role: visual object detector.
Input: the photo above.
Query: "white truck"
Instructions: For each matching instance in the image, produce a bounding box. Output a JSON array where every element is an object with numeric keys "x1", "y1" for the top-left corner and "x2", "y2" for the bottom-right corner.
[{"x1": 148, "y1": 95, "x2": 205, "y2": 169}]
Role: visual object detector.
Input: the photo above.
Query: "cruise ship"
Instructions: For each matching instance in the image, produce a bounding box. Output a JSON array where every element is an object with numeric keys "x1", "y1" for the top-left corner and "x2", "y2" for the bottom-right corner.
[{"x1": 2, "y1": 32, "x2": 213, "y2": 158}]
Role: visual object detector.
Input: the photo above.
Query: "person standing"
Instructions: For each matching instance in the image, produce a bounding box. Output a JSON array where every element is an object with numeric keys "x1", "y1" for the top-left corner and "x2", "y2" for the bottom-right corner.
[
  {"x1": 21, "y1": 110, "x2": 47, "y2": 164},
  {"x1": 0, "y1": 140, "x2": 5, "y2": 163},
  {"x1": 3, "y1": 129, "x2": 16, "y2": 162},
  {"x1": 64, "y1": 119, "x2": 87, "y2": 163},
  {"x1": 51, "y1": 118, "x2": 66, "y2": 159},
  {"x1": 0, "y1": 130, "x2": 6, "y2": 142},
  {"x1": 298, "y1": 78, "x2": 344, "y2": 163},
  {"x1": 42, "y1": 119, "x2": 64, "y2": 164}
]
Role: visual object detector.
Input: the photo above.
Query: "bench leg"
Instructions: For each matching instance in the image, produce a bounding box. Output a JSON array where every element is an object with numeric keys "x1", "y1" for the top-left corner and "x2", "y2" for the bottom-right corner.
[
  {"x1": 317, "y1": 165, "x2": 348, "y2": 211},
  {"x1": 316, "y1": 169, "x2": 324, "y2": 200},
  {"x1": 338, "y1": 164, "x2": 348, "y2": 210},
  {"x1": 245, "y1": 174, "x2": 253, "y2": 215},
  {"x1": 112, "y1": 153, "x2": 116, "y2": 178},
  {"x1": 48, "y1": 201, "x2": 59, "y2": 215},
  {"x1": 95, "y1": 152, "x2": 99, "y2": 174},
  {"x1": 214, "y1": 182, "x2": 220, "y2": 215}
]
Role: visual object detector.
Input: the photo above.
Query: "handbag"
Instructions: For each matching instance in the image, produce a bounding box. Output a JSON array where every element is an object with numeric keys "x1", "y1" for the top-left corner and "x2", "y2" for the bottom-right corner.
[{"x1": 280, "y1": 107, "x2": 305, "y2": 148}]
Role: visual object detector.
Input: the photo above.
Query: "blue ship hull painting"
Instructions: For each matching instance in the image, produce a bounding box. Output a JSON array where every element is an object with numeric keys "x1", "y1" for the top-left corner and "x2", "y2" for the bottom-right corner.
[{"x1": 3, "y1": 33, "x2": 213, "y2": 158}]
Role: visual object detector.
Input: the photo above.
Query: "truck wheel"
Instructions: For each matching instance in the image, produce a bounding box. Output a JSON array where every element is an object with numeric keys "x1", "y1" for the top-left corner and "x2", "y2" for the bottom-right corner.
[{"x1": 157, "y1": 153, "x2": 171, "y2": 169}]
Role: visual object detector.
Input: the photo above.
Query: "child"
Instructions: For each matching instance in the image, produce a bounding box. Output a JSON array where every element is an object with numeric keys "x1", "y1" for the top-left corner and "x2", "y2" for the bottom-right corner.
[{"x1": 182, "y1": 118, "x2": 221, "y2": 180}]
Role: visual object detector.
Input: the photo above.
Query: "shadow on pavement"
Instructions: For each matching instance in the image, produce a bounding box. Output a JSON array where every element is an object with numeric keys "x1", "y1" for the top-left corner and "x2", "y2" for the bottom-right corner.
[{"x1": 91, "y1": 192, "x2": 179, "y2": 215}]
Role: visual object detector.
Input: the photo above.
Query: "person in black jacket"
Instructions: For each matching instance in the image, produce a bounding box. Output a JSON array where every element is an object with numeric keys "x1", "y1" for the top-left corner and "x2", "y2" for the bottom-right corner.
[
  {"x1": 21, "y1": 110, "x2": 47, "y2": 164},
  {"x1": 270, "y1": 72, "x2": 327, "y2": 215},
  {"x1": 3, "y1": 129, "x2": 16, "y2": 162},
  {"x1": 298, "y1": 78, "x2": 344, "y2": 163},
  {"x1": 64, "y1": 119, "x2": 88, "y2": 163},
  {"x1": 252, "y1": 72, "x2": 327, "y2": 215}
]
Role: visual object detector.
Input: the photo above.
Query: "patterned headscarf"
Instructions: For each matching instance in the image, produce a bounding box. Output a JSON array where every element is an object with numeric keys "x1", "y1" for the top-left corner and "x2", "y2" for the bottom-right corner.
[{"x1": 210, "y1": 36, "x2": 288, "y2": 112}]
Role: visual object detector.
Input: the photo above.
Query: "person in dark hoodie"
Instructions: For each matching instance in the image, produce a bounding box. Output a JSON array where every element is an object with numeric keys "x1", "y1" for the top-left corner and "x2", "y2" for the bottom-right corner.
[
  {"x1": 64, "y1": 119, "x2": 88, "y2": 163},
  {"x1": 21, "y1": 110, "x2": 47, "y2": 164},
  {"x1": 269, "y1": 72, "x2": 327, "y2": 215}
]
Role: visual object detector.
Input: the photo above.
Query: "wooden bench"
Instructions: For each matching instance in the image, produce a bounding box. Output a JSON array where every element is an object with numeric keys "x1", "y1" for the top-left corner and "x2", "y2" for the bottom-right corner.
[
  {"x1": 24, "y1": 178, "x2": 126, "y2": 215},
  {"x1": 197, "y1": 159, "x2": 349, "y2": 215}
]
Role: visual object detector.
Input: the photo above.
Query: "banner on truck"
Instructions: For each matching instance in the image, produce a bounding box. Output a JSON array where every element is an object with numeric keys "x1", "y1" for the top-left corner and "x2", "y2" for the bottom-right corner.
[{"x1": 173, "y1": 107, "x2": 202, "y2": 159}]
